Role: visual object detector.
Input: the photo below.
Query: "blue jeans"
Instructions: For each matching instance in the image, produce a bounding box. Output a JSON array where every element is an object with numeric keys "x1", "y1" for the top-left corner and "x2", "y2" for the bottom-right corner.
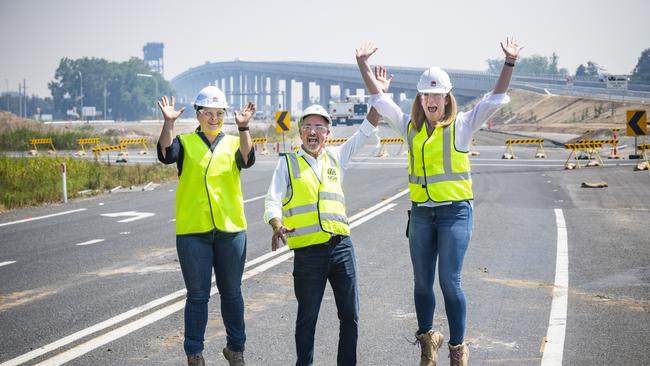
[
  {"x1": 408, "y1": 201, "x2": 472, "y2": 345},
  {"x1": 176, "y1": 230, "x2": 247, "y2": 355},
  {"x1": 293, "y1": 236, "x2": 359, "y2": 366}
]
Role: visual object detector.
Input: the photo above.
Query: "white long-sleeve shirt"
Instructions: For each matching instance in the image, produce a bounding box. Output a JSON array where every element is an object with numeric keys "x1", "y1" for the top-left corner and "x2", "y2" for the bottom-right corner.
[
  {"x1": 263, "y1": 119, "x2": 378, "y2": 224},
  {"x1": 369, "y1": 91, "x2": 510, "y2": 207},
  {"x1": 369, "y1": 92, "x2": 510, "y2": 151}
]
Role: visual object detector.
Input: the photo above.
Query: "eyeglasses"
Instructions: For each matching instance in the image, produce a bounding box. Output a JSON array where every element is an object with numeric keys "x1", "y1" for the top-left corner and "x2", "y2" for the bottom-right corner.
[
  {"x1": 300, "y1": 125, "x2": 329, "y2": 133},
  {"x1": 198, "y1": 109, "x2": 226, "y2": 119},
  {"x1": 420, "y1": 93, "x2": 447, "y2": 100}
]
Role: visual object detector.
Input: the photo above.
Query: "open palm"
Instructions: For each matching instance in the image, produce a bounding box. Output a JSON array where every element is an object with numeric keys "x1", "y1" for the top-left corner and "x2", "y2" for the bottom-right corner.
[{"x1": 157, "y1": 96, "x2": 185, "y2": 122}]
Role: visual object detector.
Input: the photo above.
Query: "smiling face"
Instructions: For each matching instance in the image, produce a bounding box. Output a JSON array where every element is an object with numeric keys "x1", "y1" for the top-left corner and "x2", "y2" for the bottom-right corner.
[
  {"x1": 299, "y1": 115, "x2": 330, "y2": 158},
  {"x1": 419, "y1": 93, "x2": 449, "y2": 123},
  {"x1": 196, "y1": 107, "x2": 226, "y2": 136}
]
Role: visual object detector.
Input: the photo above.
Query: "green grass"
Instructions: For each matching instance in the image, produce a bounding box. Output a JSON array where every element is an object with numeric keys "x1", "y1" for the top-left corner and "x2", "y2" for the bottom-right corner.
[{"x1": 0, "y1": 155, "x2": 177, "y2": 210}]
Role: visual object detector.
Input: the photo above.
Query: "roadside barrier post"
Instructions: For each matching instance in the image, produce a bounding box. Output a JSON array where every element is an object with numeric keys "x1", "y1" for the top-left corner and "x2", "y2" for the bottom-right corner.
[{"x1": 61, "y1": 163, "x2": 68, "y2": 203}]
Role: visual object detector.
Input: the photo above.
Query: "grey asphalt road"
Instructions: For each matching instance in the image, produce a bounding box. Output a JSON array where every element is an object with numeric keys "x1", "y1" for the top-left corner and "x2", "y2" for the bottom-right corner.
[{"x1": 0, "y1": 140, "x2": 648, "y2": 365}]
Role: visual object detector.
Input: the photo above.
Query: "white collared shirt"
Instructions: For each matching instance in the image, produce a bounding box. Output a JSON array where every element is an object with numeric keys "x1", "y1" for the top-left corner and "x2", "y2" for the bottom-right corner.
[{"x1": 263, "y1": 119, "x2": 378, "y2": 224}]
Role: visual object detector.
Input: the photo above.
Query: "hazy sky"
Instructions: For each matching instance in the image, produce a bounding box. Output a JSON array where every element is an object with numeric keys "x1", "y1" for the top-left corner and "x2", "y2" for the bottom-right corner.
[{"x1": 1, "y1": 0, "x2": 648, "y2": 97}]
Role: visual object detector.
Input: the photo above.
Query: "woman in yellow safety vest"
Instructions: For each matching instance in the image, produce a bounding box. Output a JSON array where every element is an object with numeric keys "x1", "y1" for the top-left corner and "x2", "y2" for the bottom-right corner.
[
  {"x1": 157, "y1": 86, "x2": 255, "y2": 366},
  {"x1": 356, "y1": 38, "x2": 522, "y2": 366}
]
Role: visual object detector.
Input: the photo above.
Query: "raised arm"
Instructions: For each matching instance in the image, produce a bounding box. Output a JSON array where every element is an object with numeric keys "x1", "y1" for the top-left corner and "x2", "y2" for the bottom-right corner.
[
  {"x1": 355, "y1": 42, "x2": 383, "y2": 95},
  {"x1": 157, "y1": 96, "x2": 185, "y2": 159},
  {"x1": 235, "y1": 102, "x2": 256, "y2": 165},
  {"x1": 493, "y1": 37, "x2": 524, "y2": 94}
]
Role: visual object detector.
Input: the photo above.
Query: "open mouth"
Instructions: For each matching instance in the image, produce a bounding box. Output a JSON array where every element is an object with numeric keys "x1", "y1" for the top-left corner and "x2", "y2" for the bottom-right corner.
[
  {"x1": 307, "y1": 136, "x2": 318, "y2": 144},
  {"x1": 427, "y1": 106, "x2": 439, "y2": 113}
]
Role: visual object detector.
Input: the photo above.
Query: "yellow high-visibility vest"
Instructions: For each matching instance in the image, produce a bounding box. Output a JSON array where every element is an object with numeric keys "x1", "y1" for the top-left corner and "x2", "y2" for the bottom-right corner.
[
  {"x1": 175, "y1": 133, "x2": 246, "y2": 234},
  {"x1": 283, "y1": 152, "x2": 349, "y2": 249},
  {"x1": 407, "y1": 121, "x2": 473, "y2": 203}
]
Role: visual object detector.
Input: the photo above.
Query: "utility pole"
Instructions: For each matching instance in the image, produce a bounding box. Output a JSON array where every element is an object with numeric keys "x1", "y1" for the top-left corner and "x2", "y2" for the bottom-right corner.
[
  {"x1": 78, "y1": 71, "x2": 84, "y2": 119},
  {"x1": 23, "y1": 79, "x2": 27, "y2": 118},
  {"x1": 18, "y1": 83, "x2": 22, "y2": 117},
  {"x1": 4, "y1": 79, "x2": 8, "y2": 112}
]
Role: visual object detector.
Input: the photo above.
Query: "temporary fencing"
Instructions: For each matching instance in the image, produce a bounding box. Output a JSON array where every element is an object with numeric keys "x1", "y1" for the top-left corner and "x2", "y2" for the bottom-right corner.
[
  {"x1": 28, "y1": 137, "x2": 56, "y2": 155},
  {"x1": 502, "y1": 138, "x2": 545, "y2": 159}
]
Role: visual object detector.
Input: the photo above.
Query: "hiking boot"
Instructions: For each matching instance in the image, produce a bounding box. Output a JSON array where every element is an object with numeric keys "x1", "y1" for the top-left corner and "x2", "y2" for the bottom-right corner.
[
  {"x1": 223, "y1": 347, "x2": 245, "y2": 366},
  {"x1": 415, "y1": 330, "x2": 444, "y2": 366},
  {"x1": 186, "y1": 353, "x2": 205, "y2": 366},
  {"x1": 448, "y1": 342, "x2": 469, "y2": 366}
]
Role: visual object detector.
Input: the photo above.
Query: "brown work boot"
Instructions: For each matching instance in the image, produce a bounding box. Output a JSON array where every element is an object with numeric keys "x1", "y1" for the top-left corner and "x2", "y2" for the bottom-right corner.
[
  {"x1": 186, "y1": 353, "x2": 205, "y2": 366},
  {"x1": 223, "y1": 347, "x2": 245, "y2": 366},
  {"x1": 415, "y1": 330, "x2": 444, "y2": 366},
  {"x1": 448, "y1": 342, "x2": 469, "y2": 366}
]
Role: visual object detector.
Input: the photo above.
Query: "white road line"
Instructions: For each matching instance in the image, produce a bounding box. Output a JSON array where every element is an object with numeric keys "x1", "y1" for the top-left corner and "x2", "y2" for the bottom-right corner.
[
  {"x1": 243, "y1": 195, "x2": 265, "y2": 203},
  {"x1": 5, "y1": 190, "x2": 408, "y2": 366},
  {"x1": 75, "y1": 239, "x2": 105, "y2": 246},
  {"x1": 541, "y1": 209, "x2": 569, "y2": 366},
  {"x1": 0, "y1": 209, "x2": 87, "y2": 228},
  {"x1": 0, "y1": 261, "x2": 17, "y2": 268}
]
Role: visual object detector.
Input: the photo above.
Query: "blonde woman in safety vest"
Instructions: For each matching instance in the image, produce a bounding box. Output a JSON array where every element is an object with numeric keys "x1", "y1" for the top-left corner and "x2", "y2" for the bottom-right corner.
[
  {"x1": 157, "y1": 86, "x2": 255, "y2": 366},
  {"x1": 264, "y1": 104, "x2": 380, "y2": 365},
  {"x1": 356, "y1": 38, "x2": 523, "y2": 366}
]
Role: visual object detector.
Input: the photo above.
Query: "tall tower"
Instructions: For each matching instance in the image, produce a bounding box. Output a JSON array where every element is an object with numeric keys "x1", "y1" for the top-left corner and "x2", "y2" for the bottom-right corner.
[{"x1": 143, "y1": 42, "x2": 164, "y2": 76}]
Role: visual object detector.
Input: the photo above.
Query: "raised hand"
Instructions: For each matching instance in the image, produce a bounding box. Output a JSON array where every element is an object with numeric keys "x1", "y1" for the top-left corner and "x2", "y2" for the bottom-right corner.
[
  {"x1": 271, "y1": 225, "x2": 295, "y2": 251},
  {"x1": 374, "y1": 66, "x2": 394, "y2": 94},
  {"x1": 157, "y1": 96, "x2": 185, "y2": 122},
  {"x1": 235, "y1": 101, "x2": 256, "y2": 127},
  {"x1": 501, "y1": 37, "x2": 523, "y2": 61},
  {"x1": 355, "y1": 42, "x2": 378, "y2": 63}
]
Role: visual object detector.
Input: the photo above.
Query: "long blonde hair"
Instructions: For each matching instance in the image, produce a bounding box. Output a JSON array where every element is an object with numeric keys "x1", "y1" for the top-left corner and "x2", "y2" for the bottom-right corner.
[{"x1": 410, "y1": 92, "x2": 458, "y2": 132}]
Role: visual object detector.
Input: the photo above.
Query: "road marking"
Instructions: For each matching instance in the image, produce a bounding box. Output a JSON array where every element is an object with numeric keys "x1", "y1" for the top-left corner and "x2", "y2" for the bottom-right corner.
[
  {"x1": 0, "y1": 209, "x2": 87, "y2": 228},
  {"x1": 6, "y1": 190, "x2": 409, "y2": 366},
  {"x1": 541, "y1": 209, "x2": 569, "y2": 366},
  {"x1": 75, "y1": 239, "x2": 105, "y2": 246},
  {"x1": 243, "y1": 195, "x2": 265, "y2": 203},
  {"x1": 100, "y1": 211, "x2": 155, "y2": 223},
  {"x1": 0, "y1": 261, "x2": 17, "y2": 268}
]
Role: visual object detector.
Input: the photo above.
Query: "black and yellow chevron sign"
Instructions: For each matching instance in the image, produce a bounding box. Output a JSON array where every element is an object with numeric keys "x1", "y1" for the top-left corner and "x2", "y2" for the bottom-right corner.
[
  {"x1": 505, "y1": 138, "x2": 544, "y2": 145},
  {"x1": 626, "y1": 110, "x2": 647, "y2": 136}
]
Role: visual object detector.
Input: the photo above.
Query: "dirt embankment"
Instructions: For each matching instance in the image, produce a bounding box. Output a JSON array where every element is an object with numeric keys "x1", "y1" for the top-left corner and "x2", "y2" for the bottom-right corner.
[{"x1": 484, "y1": 89, "x2": 647, "y2": 136}]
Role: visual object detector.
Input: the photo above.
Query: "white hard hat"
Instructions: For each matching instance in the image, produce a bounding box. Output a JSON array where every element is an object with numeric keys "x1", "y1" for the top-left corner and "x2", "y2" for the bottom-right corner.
[
  {"x1": 194, "y1": 86, "x2": 229, "y2": 109},
  {"x1": 416, "y1": 67, "x2": 452, "y2": 94},
  {"x1": 299, "y1": 104, "x2": 332, "y2": 125}
]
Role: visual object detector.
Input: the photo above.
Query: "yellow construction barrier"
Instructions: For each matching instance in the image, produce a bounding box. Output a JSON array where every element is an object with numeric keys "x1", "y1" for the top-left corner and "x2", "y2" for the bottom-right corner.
[
  {"x1": 564, "y1": 141, "x2": 605, "y2": 169},
  {"x1": 119, "y1": 137, "x2": 149, "y2": 155},
  {"x1": 76, "y1": 137, "x2": 101, "y2": 155},
  {"x1": 325, "y1": 138, "x2": 348, "y2": 145},
  {"x1": 376, "y1": 137, "x2": 405, "y2": 157},
  {"x1": 28, "y1": 137, "x2": 56, "y2": 155},
  {"x1": 503, "y1": 138, "x2": 545, "y2": 159},
  {"x1": 635, "y1": 143, "x2": 650, "y2": 170},
  {"x1": 252, "y1": 137, "x2": 269, "y2": 155},
  {"x1": 92, "y1": 144, "x2": 128, "y2": 161}
]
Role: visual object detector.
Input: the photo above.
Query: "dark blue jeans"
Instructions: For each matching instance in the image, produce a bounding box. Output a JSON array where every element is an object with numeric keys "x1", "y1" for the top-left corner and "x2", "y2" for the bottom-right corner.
[
  {"x1": 176, "y1": 229, "x2": 247, "y2": 355},
  {"x1": 408, "y1": 201, "x2": 472, "y2": 345},
  {"x1": 293, "y1": 236, "x2": 359, "y2": 366}
]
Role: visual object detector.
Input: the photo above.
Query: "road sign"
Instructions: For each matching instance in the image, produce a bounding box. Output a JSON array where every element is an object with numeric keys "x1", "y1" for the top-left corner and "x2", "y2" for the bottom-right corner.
[
  {"x1": 626, "y1": 110, "x2": 647, "y2": 136},
  {"x1": 275, "y1": 110, "x2": 290, "y2": 132},
  {"x1": 606, "y1": 75, "x2": 628, "y2": 90}
]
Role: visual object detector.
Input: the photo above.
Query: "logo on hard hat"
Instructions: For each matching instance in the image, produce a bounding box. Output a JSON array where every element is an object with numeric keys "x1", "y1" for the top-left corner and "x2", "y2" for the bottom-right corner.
[
  {"x1": 430, "y1": 81, "x2": 437, "y2": 87},
  {"x1": 212, "y1": 97, "x2": 220, "y2": 101}
]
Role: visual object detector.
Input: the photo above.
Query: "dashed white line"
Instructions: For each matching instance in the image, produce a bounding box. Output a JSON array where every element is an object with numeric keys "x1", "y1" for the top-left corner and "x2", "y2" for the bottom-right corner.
[
  {"x1": 541, "y1": 209, "x2": 569, "y2": 366},
  {"x1": 75, "y1": 239, "x2": 105, "y2": 246},
  {"x1": 0, "y1": 209, "x2": 87, "y2": 227}
]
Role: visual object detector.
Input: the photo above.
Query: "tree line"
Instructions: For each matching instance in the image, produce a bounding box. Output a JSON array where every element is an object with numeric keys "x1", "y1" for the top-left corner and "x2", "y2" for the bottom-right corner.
[{"x1": 486, "y1": 48, "x2": 650, "y2": 82}]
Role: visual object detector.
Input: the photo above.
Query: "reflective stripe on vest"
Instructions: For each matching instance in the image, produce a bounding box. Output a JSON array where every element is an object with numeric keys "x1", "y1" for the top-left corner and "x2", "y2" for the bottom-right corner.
[
  {"x1": 407, "y1": 120, "x2": 473, "y2": 203},
  {"x1": 175, "y1": 133, "x2": 246, "y2": 234},
  {"x1": 282, "y1": 152, "x2": 349, "y2": 249}
]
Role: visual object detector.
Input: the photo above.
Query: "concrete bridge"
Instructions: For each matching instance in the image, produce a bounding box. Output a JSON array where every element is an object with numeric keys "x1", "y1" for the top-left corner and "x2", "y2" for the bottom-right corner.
[{"x1": 171, "y1": 60, "x2": 650, "y2": 114}]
